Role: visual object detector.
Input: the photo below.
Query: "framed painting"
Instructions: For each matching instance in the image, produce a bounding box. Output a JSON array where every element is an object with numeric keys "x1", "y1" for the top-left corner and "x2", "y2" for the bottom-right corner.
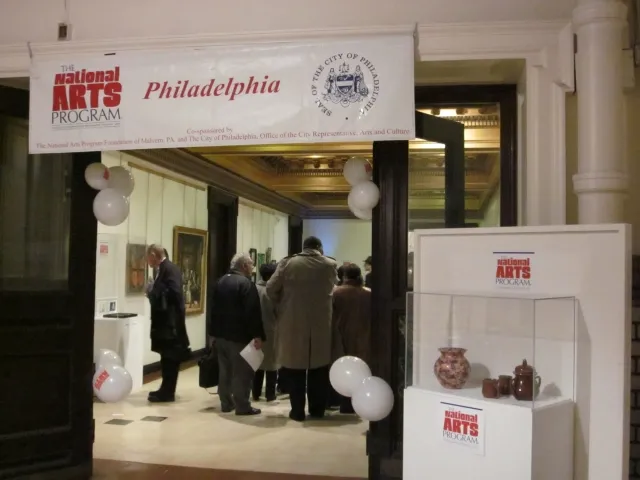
[
  {"x1": 125, "y1": 243, "x2": 147, "y2": 295},
  {"x1": 173, "y1": 226, "x2": 208, "y2": 316}
]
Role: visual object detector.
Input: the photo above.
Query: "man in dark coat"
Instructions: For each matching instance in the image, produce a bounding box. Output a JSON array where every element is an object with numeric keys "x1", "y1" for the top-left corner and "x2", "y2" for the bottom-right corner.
[
  {"x1": 146, "y1": 244, "x2": 191, "y2": 403},
  {"x1": 209, "y1": 253, "x2": 265, "y2": 416}
]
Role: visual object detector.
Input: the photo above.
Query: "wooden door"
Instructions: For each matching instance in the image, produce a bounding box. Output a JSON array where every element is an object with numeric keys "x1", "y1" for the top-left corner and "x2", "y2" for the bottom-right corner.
[
  {"x1": 288, "y1": 216, "x2": 303, "y2": 256},
  {"x1": 206, "y1": 187, "x2": 238, "y2": 338},
  {"x1": 368, "y1": 111, "x2": 466, "y2": 479},
  {"x1": 0, "y1": 86, "x2": 99, "y2": 478}
]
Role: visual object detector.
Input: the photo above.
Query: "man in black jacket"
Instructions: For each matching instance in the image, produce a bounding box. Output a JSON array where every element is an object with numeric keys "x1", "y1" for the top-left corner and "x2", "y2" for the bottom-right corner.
[
  {"x1": 146, "y1": 244, "x2": 191, "y2": 403},
  {"x1": 208, "y1": 253, "x2": 265, "y2": 416}
]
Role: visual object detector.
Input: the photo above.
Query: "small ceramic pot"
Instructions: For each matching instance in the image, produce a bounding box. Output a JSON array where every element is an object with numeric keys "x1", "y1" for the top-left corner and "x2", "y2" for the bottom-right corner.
[
  {"x1": 511, "y1": 359, "x2": 542, "y2": 401},
  {"x1": 433, "y1": 347, "x2": 470, "y2": 389},
  {"x1": 482, "y1": 378, "x2": 500, "y2": 399}
]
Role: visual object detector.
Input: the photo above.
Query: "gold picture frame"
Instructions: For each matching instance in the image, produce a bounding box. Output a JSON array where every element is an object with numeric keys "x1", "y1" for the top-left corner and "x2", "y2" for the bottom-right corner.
[
  {"x1": 172, "y1": 226, "x2": 208, "y2": 316},
  {"x1": 125, "y1": 243, "x2": 147, "y2": 295}
]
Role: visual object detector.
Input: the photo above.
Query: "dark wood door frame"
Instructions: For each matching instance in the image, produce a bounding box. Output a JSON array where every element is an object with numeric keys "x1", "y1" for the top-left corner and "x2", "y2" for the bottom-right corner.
[
  {"x1": 288, "y1": 216, "x2": 303, "y2": 256},
  {"x1": 205, "y1": 187, "x2": 238, "y2": 339},
  {"x1": 415, "y1": 84, "x2": 518, "y2": 226}
]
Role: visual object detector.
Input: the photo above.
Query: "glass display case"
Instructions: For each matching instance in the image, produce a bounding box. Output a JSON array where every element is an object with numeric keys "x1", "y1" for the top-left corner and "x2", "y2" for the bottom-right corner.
[{"x1": 405, "y1": 291, "x2": 576, "y2": 408}]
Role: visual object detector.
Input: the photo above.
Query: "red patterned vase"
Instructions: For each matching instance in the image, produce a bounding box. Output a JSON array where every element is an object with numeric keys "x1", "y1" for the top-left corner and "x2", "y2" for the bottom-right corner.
[{"x1": 433, "y1": 347, "x2": 470, "y2": 389}]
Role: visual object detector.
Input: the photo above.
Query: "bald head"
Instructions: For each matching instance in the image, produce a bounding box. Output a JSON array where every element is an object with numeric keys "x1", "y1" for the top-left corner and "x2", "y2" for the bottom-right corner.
[{"x1": 147, "y1": 244, "x2": 166, "y2": 268}]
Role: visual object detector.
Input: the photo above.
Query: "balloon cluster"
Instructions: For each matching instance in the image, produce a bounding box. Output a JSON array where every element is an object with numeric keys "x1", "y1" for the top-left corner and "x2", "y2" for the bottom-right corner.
[
  {"x1": 93, "y1": 349, "x2": 134, "y2": 403},
  {"x1": 329, "y1": 356, "x2": 394, "y2": 422},
  {"x1": 343, "y1": 157, "x2": 379, "y2": 220},
  {"x1": 85, "y1": 163, "x2": 135, "y2": 226}
]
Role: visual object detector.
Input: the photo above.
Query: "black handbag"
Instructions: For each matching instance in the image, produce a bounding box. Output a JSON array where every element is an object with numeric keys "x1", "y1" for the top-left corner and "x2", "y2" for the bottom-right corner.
[{"x1": 198, "y1": 347, "x2": 219, "y2": 389}]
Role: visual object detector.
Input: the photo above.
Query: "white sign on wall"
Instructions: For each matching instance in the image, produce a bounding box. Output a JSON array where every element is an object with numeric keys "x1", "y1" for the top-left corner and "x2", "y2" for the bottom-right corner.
[
  {"x1": 28, "y1": 35, "x2": 415, "y2": 154},
  {"x1": 439, "y1": 401, "x2": 485, "y2": 455}
]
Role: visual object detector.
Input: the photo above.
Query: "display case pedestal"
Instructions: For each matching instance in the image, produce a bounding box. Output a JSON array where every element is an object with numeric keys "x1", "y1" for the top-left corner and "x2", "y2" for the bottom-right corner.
[
  {"x1": 94, "y1": 314, "x2": 144, "y2": 392},
  {"x1": 403, "y1": 386, "x2": 574, "y2": 480}
]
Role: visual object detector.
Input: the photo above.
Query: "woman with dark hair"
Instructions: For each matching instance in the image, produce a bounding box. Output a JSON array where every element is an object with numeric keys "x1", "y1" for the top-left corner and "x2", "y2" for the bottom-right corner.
[
  {"x1": 332, "y1": 263, "x2": 371, "y2": 413},
  {"x1": 253, "y1": 262, "x2": 279, "y2": 402}
]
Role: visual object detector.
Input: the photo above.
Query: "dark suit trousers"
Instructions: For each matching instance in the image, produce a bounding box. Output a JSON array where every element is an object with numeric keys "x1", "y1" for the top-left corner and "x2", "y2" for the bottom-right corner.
[
  {"x1": 216, "y1": 338, "x2": 254, "y2": 413},
  {"x1": 282, "y1": 365, "x2": 330, "y2": 420},
  {"x1": 253, "y1": 369, "x2": 277, "y2": 400},
  {"x1": 159, "y1": 355, "x2": 180, "y2": 394}
]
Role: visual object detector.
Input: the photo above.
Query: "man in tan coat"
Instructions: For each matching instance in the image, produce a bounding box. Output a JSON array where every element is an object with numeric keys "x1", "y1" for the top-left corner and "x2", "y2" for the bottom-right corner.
[{"x1": 266, "y1": 236, "x2": 338, "y2": 422}]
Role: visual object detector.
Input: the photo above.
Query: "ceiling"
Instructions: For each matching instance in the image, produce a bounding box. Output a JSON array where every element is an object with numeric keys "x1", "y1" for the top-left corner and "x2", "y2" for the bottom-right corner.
[{"x1": 185, "y1": 106, "x2": 501, "y2": 219}]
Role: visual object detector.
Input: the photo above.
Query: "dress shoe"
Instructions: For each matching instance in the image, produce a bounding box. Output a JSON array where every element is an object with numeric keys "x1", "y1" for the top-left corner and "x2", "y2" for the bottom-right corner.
[
  {"x1": 147, "y1": 392, "x2": 175, "y2": 403},
  {"x1": 221, "y1": 407, "x2": 234, "y2": 413},
  {"x1": 289, "y1": 411, "x2": 305, "y2": 422},
  {"x1": 236, "y1": 407, "x2": 261, "y2": 416}
]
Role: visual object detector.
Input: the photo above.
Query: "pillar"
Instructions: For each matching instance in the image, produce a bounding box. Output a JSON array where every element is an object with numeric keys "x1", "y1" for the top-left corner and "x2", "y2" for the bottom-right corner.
[{"x1": 572, "y1": 0, "x2": 628, "y2": 224}]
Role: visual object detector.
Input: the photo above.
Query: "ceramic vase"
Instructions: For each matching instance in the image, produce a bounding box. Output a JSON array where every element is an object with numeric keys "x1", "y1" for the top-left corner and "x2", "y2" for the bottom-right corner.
[{"x1": 433, "y1": 347, "x2": 470, "y2": 389}]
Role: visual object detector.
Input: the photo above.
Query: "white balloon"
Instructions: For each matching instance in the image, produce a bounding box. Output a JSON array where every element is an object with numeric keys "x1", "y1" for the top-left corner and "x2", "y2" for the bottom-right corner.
[
  {"x1": 93, "y1": 188, "x2": 130, "y2": 226},
  {"x1": 348, "y1": 193, "x2": 373, "y2": 220},
  {"x1": 330, "y1": 356, "x2": 372, "y2": 397},
  {"x1": 343, "y1": 157, "x2": 372, "y2": 186},
  {"x1": 107, "y1": 166, "x2": 135, "y2": 196},
  {"x1": 349, "y1": 181, "x2": 380, "y2": 211},
  {"x1": 93, "y1": 364, "x2": 133, "y2": 403},
  {"x1": 95, "y1": 348, "x2": 123, "y2": 368},
  {"x1": 352, "y1": 376, "x2": 395, "y2": 422},
  {"x1": 84, "y1": 163, "x2": 110, "y2": 190}
]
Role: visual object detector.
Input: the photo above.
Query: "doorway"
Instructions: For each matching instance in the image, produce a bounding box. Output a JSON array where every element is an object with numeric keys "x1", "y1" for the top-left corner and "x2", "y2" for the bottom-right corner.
[{"x1": 0, "y1": 81, "x2": 517, "y2": 479}]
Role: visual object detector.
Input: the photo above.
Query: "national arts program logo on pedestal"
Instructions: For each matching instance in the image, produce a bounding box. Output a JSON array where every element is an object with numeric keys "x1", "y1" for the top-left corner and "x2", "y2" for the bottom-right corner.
[
  {"x1": 310, "y1": 52, "x2": 380, "y2": 118},
  {"x1": 494, "y1": 251, "x2": 534, "y2": 289},
  {"x1": 439, "y1": 402, "x2": 485, "y2": 455}
]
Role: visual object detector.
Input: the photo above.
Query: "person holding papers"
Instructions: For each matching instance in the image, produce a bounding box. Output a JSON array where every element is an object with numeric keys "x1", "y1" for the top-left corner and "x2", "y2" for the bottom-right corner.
[{"x1": 208, "y1": 253, "x2": 265, "y2": 416}]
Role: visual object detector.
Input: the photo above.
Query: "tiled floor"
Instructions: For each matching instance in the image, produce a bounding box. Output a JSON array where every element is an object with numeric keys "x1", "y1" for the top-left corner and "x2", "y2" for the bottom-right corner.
[
  {"x1": 93, "y1": 459, "x2": 364, "y2": 479},
  {"x1": 94, "y1": 367, "x2": 367, "y2": 478}
]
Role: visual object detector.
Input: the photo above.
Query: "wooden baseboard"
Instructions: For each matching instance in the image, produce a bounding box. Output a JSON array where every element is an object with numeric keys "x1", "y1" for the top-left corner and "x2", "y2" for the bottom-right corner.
[{"x1": 142, "y1": 348, "x2": 207, "y2": 384}]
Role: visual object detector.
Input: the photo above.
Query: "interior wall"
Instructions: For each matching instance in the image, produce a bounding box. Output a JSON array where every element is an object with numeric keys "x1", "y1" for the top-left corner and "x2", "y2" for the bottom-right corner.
[
  {"x1": 95, "y1": 151, "x2": 208, "y2": 365},
  {"x1": 302, "y1": 218, "x2": 372, "y2": 267},
  {"x1": 566, "y1": 71, "x2": 640, "y2": 253},
  {"x1": 236, "y1": 199, "x2": 289, "y2": 273}
]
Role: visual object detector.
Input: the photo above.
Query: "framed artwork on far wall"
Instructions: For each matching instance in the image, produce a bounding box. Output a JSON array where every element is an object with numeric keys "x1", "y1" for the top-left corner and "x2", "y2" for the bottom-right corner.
[
  {"x1": 173, "y1": 226, "x2": 208, "y2": 316},
  {"x1": 125, "y1": 243, "x2": 147, "y2": 295}
]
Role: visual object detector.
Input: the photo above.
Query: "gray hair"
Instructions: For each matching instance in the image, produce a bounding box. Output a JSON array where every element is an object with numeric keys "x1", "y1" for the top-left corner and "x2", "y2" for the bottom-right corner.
[
  {"x1": 230, "y1": 252, "x2": 252, "y2": 271},
  {"x1": 147, "y1": 244, "x2": 167, "y2": 258}
]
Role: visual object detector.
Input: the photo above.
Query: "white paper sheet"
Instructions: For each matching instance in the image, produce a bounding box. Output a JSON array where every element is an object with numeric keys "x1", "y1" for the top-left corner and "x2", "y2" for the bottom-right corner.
[{"x1": 240, "y1": 341, "x2": 264, "y2": 371}]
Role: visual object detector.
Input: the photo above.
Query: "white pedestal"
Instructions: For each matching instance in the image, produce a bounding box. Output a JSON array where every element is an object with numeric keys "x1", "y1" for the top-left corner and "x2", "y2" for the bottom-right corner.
[
  {"x1": 94, "y1": 314, "x2": 145, "y2": 392},
  {"x1": 403, "y1": 386, "x2": 574, "y2": 480}
]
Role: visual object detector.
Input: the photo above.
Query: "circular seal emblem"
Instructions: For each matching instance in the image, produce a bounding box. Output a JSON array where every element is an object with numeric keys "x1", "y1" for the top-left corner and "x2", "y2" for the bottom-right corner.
[{"x1": 310, "y1": 53, "x2": 380, "y2": 118}]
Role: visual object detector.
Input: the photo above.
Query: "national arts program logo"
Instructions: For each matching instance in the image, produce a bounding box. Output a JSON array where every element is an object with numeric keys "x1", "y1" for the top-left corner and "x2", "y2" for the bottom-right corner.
[
  {"x1": 51, "y1": 64, "x2": 122, "y2": 130},
  {"x1": 494, "y1": 251, "x2": 533, "y2": 288},
  {"x1": 310, "y1": 52, "x2": 380, "y2": 118},
  {"x1": 440, "y1": 402, "x2": 484, "y2": 455}
]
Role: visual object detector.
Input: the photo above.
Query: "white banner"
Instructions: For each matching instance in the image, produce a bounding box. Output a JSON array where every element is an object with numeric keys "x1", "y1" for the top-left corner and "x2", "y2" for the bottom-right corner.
[{"x1": 28, "y1": 35, "x2": 415, "y2": 154}]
